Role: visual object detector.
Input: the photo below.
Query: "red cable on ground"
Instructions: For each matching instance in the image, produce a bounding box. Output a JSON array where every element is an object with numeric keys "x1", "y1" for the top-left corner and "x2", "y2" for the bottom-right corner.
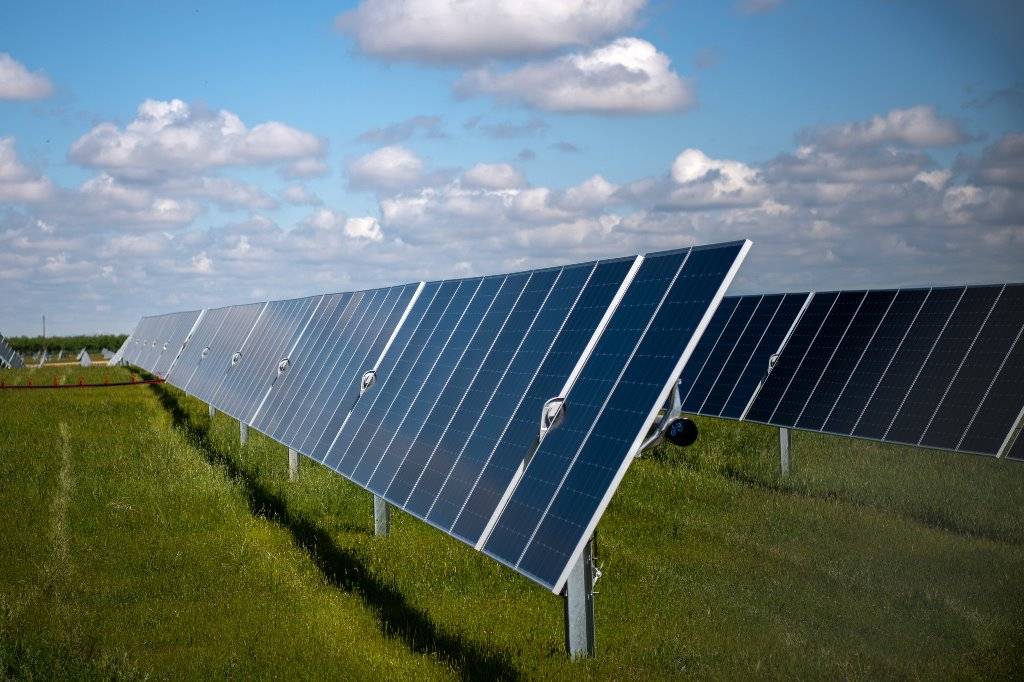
[{"x1": 0, "y1": 378, "x2": 164, "y2": 390}]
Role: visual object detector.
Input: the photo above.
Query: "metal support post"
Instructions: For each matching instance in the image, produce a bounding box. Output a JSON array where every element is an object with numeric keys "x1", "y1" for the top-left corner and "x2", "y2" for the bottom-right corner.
[
  {"x1": 239, "y1": 420, "x2": 249, "y2": 446},
  {"x1": 374, "y1": 495, "x2": 391, "y2": 536},
  {"x1": 563, "y1": 537, "x2": 596, "y2": 659},
  {"x1": 779, "y1": 427, "x2": 791, "y2": 476},
  {"x1": 208, "y1": 403, "x2": 216, "y2": 419},
  {"x1": 288, "y1": 448, "x2": 299, "y2": 481}
]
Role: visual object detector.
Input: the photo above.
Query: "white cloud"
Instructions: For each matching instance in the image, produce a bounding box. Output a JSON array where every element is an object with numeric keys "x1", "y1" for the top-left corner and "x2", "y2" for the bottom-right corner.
[
  {"x1": 0, "y1": 137, "x2": 54, "y2": 202},
  {"x1": 159, "y1": 176, "x2": 277, "y2": 210},
  {"x1": 336, "y1": 0, "x2": 645, "y2": 61},
  {"x1": 0, "y1": 53, "x2": 53, "y2": 100},
  {"x1": 558, "y1": 174, "x2": 619, "y2": 211},
  {"x1": 657, "y1": 148, "x2": 765, "y2": 208},
  {"x1": 348, "y1": 145, "x2": 424, "y2": 191},
  {"x1": 282, "y1": 157, "x2": 330, "y2": 179},
  {"x1": 300, "y1": 209, "x2": 383, "y2": 241},
  {"x1": 970, "y1": 133, "x2": 1024, "y2": 186},
  {"x1": 913, "y1": 169, "x2": 952, "y2": 191},
  {"x1": 344, "y1": 216, "x2": 384, "y2": 241},
  {"x1": 462, "y1": 163, "x2": 525, "y2": 189},
  {"x1": 458, "y1": 38, "x2": 693, "y2": 114},
  {"x1": 801, "y1": 106, "x2": 968, "y2": 149},
  {"x1": 282, "y1": 184, "x2": 323, "y2": 206},
  {"x1": 68, "y1": 99, "x2": 325, "y2": 179}
]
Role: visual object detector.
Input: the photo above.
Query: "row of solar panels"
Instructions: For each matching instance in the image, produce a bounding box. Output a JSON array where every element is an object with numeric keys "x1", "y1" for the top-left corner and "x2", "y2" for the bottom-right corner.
[
  {"x1": 676, "y1": 285, "x2": 1024, "y2": 461},
  {"x1": 0, "y1": 333, "x2": 24, "y2": 369},
  {"x1": 117, "y1": 241, "x2": 750, "y2": 592}
]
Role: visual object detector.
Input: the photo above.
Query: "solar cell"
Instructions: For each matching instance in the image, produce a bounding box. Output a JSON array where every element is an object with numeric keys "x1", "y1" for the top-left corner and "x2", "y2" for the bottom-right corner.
[
  {"x1": 485, "y1": 241, "x2": 749, "y2": 591},
  {"x1": 181, "y1": 303, "x2": 265, "y2": 404},
  {"x1": 208, "y1": 296, "x2": 321, "y2": 424}
]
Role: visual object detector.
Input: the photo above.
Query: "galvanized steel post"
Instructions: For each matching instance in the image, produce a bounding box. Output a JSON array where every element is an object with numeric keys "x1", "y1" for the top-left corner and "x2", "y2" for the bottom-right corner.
[
  {"x1": 288, "y1": 448, "x2": 299, "y2": 481},
  {"x1": 374, "y1": 495, "x2": 391, "y2": 536},
  {"x1": 564, "y1": 537, "x2": 596, "y2": 659},
  {"x1": 779, "y1": 427, "x2": 791, "y2": 476}
]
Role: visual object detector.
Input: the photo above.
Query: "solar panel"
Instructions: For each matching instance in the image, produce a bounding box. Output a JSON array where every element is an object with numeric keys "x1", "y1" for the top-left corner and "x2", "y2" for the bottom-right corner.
[
  {"x1": 80, "y1": 352, "x2": 92, "y2": 367},
  {"x1": 484, "y1": 242, "x2": 749, "y2": 591},
  {"x1": 121, "y1": 240, "x2": 750, "y2": 593},
  {"x1": 676, "y1": 293, "x2": 811, "y2": 420},
  {"x1": 253, "y1": 284, "x2": 419, "y2": 454},
  {"x1": 208, "y1": 295, "x2": 321, "y2": 424},
  {"x1": 1007, "y1": 429, "x2": 1024, "y2": 461},
  {"x1": 0, "y1": 332, "x2": 22, "y2": 369},
  {"x1": 740, "y1": 284, "x2": 1024, "y2": 456}
]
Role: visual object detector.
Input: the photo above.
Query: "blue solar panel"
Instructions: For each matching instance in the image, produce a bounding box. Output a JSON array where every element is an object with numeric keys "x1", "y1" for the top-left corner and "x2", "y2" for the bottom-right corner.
[
  {"x1": 278, "y1": 284, "x2": 419, "y2": 460},
  {"x1": 152, "y1": 311, "x2": 204, "y2": 377},
  {"x1": 209, "y1": 295, "x2": 321, "y2": 424},
  {"x1": 734, "y1": 284, "x2": 1024, "y2": 457},
  {"x1": 680, "y1": 296, "x2": 758, "y2": 414},
  {"x1": 182, "y1": 303, "x2": 266, "y2": 404},
  {"x1": 484, "y1": 241, "x2": 749, "y2": 591}
]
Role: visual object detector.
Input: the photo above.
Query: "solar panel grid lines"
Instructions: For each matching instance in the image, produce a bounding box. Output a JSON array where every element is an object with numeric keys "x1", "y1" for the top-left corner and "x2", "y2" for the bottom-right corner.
[
  {"x1": 718, "y1": 294, "x2": 797, "y2": 419},
  {"x1": 323, "y1": 282, "x2": 447, "y2": 474},
  {"x1": 361, "y1": 277, "x2": 495, "y2": 492},
  {"x1": 744, "y1": 292, "x2": 840, "y2": 424},
  {"x1": 790, "y1": 290, "x2": 871, "y2": 430},
  {"x1": 409, "y1": 261, "x2": 605, "y2": 529},
  {"x1": 183, "y1": 302, "x2": 266, "y2": 404},
  {"x1": 692, "y1": 296, "x2": 764, "y2": 415},
  {"x1": 465, "y1": 256, "x2": 642, "y2": 549},
  {"x1": 481, "y1": 241, "x2": 750, "y2": 591},
  {"x1": 812, "y1": 290, "x2": 901, "y2": 432},
  {"x1": 210, "y1": 296, "x2": 320, "y2": 425},
  {"x1": 916, "y1": 285, "x2": 1005, "y2": 448},
  {"x1": 256, "y1": 290, "x2": 364, "y2": 445},
  {"x1": 879, "y1": 286, "x2": 970, "y2": 444},
  {"x1": 391, "y1": 271, "x2": 558, "y2": 512},
  {"x1": 248, "y1": 294, "x2": 327, "y2": 426},
  {"x1": 696, "y1": 295, "x2": 770, "y2": 416},
  {"x1": 524, "y1": 240, "x2": 751, "y2": 593},
  {"x1": 161, "y1": 310, "x2": 206, "y2": 378},
  {"x1": 1007, "y1": 429, "x2": 1024, "y2": 461},
  {"x1": 379, "y1": 275, "x2": 515, "y2": 503},
  {"x1": 301, "y1": 284, "x2": 421, "y2": 460},
  {"x1": 342, "y1": 279, "x2": 484, "y2": 482},
  {"x1": 676, "y1": 297, "x2": 741, "y2": 411},
  {"x1": 169, "y1": 306, "x2": 232, "y2": 389}
]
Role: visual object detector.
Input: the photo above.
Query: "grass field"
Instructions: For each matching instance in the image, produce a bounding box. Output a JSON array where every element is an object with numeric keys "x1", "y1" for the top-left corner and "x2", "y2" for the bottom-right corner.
[{"x1": 1, "y1": 365, "x2": 1022, "y2": 679}]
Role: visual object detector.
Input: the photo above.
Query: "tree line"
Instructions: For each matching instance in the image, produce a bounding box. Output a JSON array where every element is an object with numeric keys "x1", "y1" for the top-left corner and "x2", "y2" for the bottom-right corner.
[{"x1": 7, "y1": 335, "x2": 129, "y2": 355}]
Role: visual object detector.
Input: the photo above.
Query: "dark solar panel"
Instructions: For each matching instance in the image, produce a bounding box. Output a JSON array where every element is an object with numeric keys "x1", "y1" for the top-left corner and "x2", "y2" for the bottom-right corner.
[{"x1": 485, "y1": 242, "x2": 748, "y2": 591}]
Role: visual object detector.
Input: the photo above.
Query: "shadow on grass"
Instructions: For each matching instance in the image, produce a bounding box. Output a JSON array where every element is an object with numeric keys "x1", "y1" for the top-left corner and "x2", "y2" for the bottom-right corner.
[{"x1": 148, "y1": 383, "x2": 520, "y2": 681}]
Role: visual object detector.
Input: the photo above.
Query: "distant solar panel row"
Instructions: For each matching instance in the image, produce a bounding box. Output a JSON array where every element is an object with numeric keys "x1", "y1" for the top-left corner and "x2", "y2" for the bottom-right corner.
[
  {"x1": 122, "y1": 241, "x2": 750, "y2": 592},
  {"x1": 0, "y1": 333, "x2": 24, "y2": 369},
  {"x1": 678, "y1": 284, "x2": 1024, "y2": 458}
]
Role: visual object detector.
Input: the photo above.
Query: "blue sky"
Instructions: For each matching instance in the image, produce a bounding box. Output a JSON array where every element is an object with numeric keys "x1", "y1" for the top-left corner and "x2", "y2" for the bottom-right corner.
[{"x1": 1, "y1": 0, "x2": 1022, "y2": 335}]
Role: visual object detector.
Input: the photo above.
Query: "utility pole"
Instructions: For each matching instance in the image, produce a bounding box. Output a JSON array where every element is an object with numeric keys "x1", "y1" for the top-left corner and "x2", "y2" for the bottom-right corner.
[{"x1": 42, "y1": 315, "x2": 46, "y2": 339}]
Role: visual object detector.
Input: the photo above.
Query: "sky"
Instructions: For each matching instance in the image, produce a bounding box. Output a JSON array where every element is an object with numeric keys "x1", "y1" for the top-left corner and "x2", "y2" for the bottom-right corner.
[{"x1": 0, "y1": 0, "x2": 1022, "y2": 336}]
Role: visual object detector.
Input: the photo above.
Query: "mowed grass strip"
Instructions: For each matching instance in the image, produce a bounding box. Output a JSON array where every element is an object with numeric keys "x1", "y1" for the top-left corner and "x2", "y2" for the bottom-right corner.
[
  {"x1": 0, "y1": 367, "x2": 453, "y2": 680},
  {"x1": 1, "y1": 366, "x2": 1023, "y2": 678}
]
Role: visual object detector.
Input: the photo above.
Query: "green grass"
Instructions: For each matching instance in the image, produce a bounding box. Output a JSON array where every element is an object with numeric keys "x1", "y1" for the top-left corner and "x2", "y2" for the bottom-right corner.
[{"x1": 1, "y1": 366, "x2": 1022, "y2": 679}]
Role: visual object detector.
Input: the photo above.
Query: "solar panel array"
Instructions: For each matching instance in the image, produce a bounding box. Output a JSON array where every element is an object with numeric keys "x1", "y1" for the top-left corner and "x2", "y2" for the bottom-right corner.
[
  {"x1": 0, "y1": 333, "x2": 24, "y2": 369},
  {"x1": 122, "y1": 241, "x2": 750, "y2": 592},
  {"x1": 678, "y1": 284, "x2": 1024, "y2": 458}
]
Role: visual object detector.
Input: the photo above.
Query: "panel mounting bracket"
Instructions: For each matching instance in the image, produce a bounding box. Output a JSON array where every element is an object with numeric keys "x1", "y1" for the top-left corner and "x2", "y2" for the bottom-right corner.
[
  {"x1": 359, "y1": 369, "x2": 377, "y2": 397},
  {"x1": 639, "y1": 382, "x2": 698, "y2": 455},
  {"x1": 540, "y1": 396, "x2": 566, "y2": 442}
]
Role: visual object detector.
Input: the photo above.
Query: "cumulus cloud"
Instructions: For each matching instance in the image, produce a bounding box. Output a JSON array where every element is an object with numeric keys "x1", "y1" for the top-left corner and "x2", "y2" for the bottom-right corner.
[
  {"x1": 282, "y1": 184, "x2": 323, "y2": 206},
  {"x1": 0, "y1": 53, "x2": 54, "y2": 100},
  {"x1": 159, "y1": 176, "x2": 278, "y2": 211},
  {"x1": 336, "y1": 0, "x2": 646, "y2": 61},
  {"x1": 800, "y1": 106, "x2": 968, "y2": 149},
  {"x1": 300, "y1": 208, "x2": 384, "y2": 242},
  {"x1": 457, "y1": 38, "x2": 693, "y2": 114},
  {"x1": 968, "y1": 133, "x2": 1024, "y2": 187},
  {"x1": 281, "y1": 157, "x2": 330, "y2": 179},
  {"x1": 462, "y1": 163, "x2": 525, "y2": 189},
  {"x1": 357, "y1": 115, "x2": 445, "y2": 143},
  {"x1": 0, "y1": 137, "x2": 54, "y2": 202},
  {"x1": 68, "y1": 99, "x2": 325, "y2": 180},
  {"x1": 348, "y1": 145, "x2": 425, "y2": 191}
]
